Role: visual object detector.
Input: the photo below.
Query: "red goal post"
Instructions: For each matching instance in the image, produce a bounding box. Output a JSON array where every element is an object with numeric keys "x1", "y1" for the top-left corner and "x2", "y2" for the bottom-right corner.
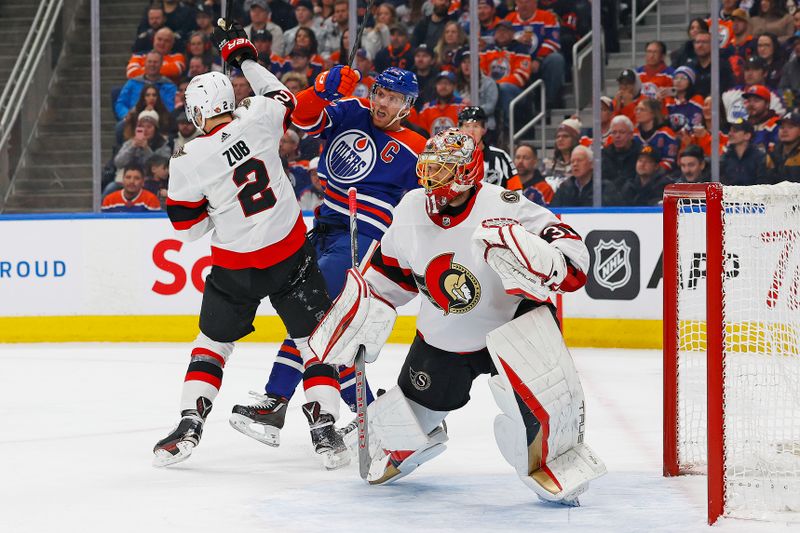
[{"x1": 662, "y1": 182, "x2": 800, "y2": 525}]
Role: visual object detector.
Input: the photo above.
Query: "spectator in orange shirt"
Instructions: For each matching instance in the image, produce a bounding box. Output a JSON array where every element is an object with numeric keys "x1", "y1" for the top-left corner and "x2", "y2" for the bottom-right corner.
[
  {"x1": 412, "y1": 71, "x2": 463, "y2": 136},
  {"x1": 102, "y1": 165, "x2": 161, "y2": 212},
  {"x1": 503, "y1": 0, "x2": 566, "y2": 108},
  {"x1": 127, "y1": 27, "x2": 186, "y2": 82}
]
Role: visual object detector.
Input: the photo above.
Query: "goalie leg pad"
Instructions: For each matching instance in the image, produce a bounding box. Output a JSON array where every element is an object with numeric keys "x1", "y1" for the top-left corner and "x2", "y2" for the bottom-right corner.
[
  {"x1": 486, "y1": 307, "x2": 607, "y2": 503},
  {"x1": 369, "y1": 386, "x2": 448, "y2": 451},
  {"x1": 309, "y1": 268, "x2": 397, "y2": 366}
]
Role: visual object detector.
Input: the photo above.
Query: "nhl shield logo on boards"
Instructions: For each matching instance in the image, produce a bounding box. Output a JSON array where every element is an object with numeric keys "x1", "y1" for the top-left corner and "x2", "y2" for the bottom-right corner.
[
  {"x1": 326, "y1": 129, "x2": 377, "y2": 183},
  {"x1": 585, "y1": 230, "x2": 641, "y2": 301},
  {"x1": 593, "y1": 239, "x2": 631, "y2": 291}
]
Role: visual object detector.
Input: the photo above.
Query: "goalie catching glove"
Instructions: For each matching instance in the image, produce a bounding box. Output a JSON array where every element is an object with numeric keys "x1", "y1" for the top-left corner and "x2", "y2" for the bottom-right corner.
[
  {"x1": 212, "y1": 18, "x2": 257, "y2": 69},
  {"x1": 309, "y1": 269, "x2": 397, "y2": 367},
  {"x1": 473, "y1": 219, "x2": 567, "y2": 302}
]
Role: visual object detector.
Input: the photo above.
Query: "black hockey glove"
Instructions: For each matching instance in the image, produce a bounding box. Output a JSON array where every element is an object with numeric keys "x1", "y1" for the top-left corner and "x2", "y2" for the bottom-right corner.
[{"x1": 212, "y1": 18, "x2": 257, "y2": 70}]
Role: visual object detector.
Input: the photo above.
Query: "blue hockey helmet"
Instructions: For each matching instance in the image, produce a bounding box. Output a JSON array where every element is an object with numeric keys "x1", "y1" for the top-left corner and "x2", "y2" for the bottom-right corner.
[{"x1": 373, "y1": 67, "x2": 419, "y2": 99}]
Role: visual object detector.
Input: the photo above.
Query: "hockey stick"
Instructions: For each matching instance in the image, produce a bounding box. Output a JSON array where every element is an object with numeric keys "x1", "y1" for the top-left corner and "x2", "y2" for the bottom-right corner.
[
  {"x1": 222, "y1": 0, "x2": 233, "y2": 76},
  {"x1": 347, "y1": 0, "x2": 377, "y2": 67},
  {"x1": 348, "y1": 187, "x2": 370, "y2": 480}
]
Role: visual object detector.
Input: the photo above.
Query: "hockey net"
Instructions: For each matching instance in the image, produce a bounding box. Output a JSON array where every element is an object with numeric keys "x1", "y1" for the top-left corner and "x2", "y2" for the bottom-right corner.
[{"x1": 663, "y1": 182, "x2": 800, "y2": 524}]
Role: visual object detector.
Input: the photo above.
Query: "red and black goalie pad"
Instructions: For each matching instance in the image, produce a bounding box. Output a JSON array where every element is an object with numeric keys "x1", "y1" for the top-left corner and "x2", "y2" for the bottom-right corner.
[
  {"x1": 367, "y1": 245, "x2": 418, "y2": 294},
  {"x1": 166, "y1": 197, "x2": 209, "y2": 230}
]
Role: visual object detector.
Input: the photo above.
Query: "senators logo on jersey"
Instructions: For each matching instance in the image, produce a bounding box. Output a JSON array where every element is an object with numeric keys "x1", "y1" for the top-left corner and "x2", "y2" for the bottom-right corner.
[
  {"x1": 326, "y1": 129, "x2": 377, "y2": 183},
  {"x1": 414, "y1": 252, "x2": 481, "y2": 315}
]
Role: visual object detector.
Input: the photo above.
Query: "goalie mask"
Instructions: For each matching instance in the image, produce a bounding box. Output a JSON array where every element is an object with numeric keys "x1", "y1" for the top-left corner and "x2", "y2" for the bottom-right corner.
[
  {"x1": 416, "y1": 128, "x2": 484, "y2": 215},
  {"x1": 184, "y1": 71, "x2": 235, "y2": 131}
]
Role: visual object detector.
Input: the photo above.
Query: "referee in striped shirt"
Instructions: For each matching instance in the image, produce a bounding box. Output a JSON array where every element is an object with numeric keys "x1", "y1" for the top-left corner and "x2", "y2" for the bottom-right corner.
[{"x1": 458, "y1": 106, "x2": 522, "y2": 190}]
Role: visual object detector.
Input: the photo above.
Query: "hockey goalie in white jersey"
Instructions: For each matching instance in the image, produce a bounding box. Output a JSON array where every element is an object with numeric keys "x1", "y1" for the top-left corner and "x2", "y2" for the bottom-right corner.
[
  {"x1": 153, "y1": 20, "x2": 348, "y2": 469},
  {"x1": 309, "y1": 129, "x2": 606, "y2": 504}
]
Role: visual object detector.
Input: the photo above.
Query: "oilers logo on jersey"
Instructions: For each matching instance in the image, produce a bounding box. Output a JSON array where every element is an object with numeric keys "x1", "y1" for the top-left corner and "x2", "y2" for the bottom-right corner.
[
  {"x1": 414, "y1": 252, "x2": 481, "y2": 315},
  {"x1": 431, "y1": 116, "x2": 457, "y2": 136},
  {"x1": 489, "y1": 57, "x2": 511, "y2": 81},
  {"x1": 326, "y1": 129, "x2": 377, "y2": 183}
]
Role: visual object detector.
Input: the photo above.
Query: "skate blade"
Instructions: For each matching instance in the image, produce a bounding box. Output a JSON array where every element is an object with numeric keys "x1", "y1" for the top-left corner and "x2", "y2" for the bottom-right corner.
[
  {"x1": 322, "y1": 448, "x2": 351, "y2": 470},
  {"x1": 152, "y1": 441, "x2": 195, "y2": 467},
  {"x1": 229, "y1": 414, "x2": 280, "y2": 447},
  {"x1": 537, "y1": 494, "x2": 581, "y2": 507}
]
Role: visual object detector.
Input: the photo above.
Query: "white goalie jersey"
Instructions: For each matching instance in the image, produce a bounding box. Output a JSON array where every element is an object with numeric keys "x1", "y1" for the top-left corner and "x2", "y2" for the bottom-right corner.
[
  {"x1": 363, "y1": 184, "x2": 590, "y2": 352},
  {"x1": 167, "y1": 60, "x2": 306, "y2": 270}
]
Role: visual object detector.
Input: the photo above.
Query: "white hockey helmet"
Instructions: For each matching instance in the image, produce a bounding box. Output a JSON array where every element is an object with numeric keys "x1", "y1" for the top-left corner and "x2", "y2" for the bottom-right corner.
[{"x1": 184, "y1": 71, "x2": 235, "y2": 130}]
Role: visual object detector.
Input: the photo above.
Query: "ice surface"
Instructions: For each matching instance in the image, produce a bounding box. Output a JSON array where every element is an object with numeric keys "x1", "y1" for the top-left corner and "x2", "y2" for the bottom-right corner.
[{"x1": 0, "y1": 344, "x2": 795, "y2": 532}]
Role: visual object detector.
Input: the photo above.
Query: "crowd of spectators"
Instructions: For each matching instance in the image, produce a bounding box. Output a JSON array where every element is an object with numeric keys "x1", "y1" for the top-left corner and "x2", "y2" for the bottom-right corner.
[{"x1": 102, "y1": 0, "x2": 800, "y2": 213}]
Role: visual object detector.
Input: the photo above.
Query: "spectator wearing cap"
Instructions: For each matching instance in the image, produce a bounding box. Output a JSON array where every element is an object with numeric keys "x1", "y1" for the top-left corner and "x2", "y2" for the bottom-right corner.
[
  {"x1": 728, "y1": 8, "x2": 756, "y2": 62},
  {"x1": 543, "y1": 118, "x2": 582, "y2": 185},
  {"x1": 678, "y1": 95, "x2": 729, "y2": 158},
  {"x1": 634, "y1": 98, "x2": 680, "y2": 173},
  {"x1": 455, "y1": 48, "x2": 498, "y2": 133},
  {"x1": 159, "y1": 0, "x2": 195, "y2": 41},
  {"x1": 194, "y1": 4, "x2": 215, "y2": 38},
  {"x1": 319, "y1": 0, "x2": 350, "y2": 58},
  {"x1": 133, "y1": 5, "x2": 167, "y2": 53},
  {"x1": 412, "y1": 0, "x2": 458, "y2": 50},
  {"x1": 286, "y1": 46, "x2": 322, "y2": 82},
  {"x1": 779, "y1": 36, "x2": 800, "y2": 108},
  {"x1": 127, "y1": 28, "x2": 187, "y2": 82},
  {"x1": 665, "y1": 66, "x2": 705, "y2": 134},
  {"x1": 761, "y1": 111, "x2": 800, "y2": 183},
  {"x1": 115, "y1": 51, "x2": 177, "y2": 121},
  {"x1": 620, "y1": 146, "x2": 673, "y2": 206},
  {"x1": 723, "y1": 56, "x2": 786, "y2": 123},
  {"x1": 117, "y1": 82, "x2": 174, "y2": 147},
  {"x1": 479, "y1": 20, "x2": 532, "y2": 123},
  {"x1": 755, "y1": 32, "x2": 786, "y2": 88},
  {"x1": 743, "y1": 84, "x2": 780, "y2": 152},
  {"x1": 751, "y1": 1, "x2": 794, "y2": 43},
  {"x1": 434, "y1": 21, "x2": 467, "y2": 70},
  {"x1": 283, "y1": 0, "x2": 324, "y2": 57},
  {"x1": 112, "y1": 109, "x2": 172, "y2": 193},
  {"x1": 245, "y1": 0, "x2": 286, "y2": 57},
  {"x1": 720, "y1": 119, "x2": 764, "y2": 185},
  {"x1": 602, "y1": 115, "x2": 642, "y2": 188},
  {"x1": 374, "y1": 24, "x2": 415, "y2": 72},
  {"x1": 637, "y1": 41, "x2": 675, "y2": 100},
  {"x1": 464, "y1": 0, "x2": 502, "y2": 49},
  {"x1": 549, "y1": 145, "x2": 622, "y2": 207},
  {"x1": 675, "y1": 145, "x2": 710, "y2": 183},
  {"x1": 101, "y1": 165, "x2": 161, "y2": 212},
  {"x1": 352, "y1": 49, "x2": 377, "y2": 98},
  {"x1": 515, "y1": 143, "x2": 550, "y2": 204},
  {"x1": 171, "y1": 113, "x2": 199, "y2": 154},
  {"x1": 613, "y1": 68, "x2": 644, "y2": 124},
  {"x1": 362, "y1": 2, "x2": 396, "y2": 59},
  {"x1": 411, "y1": 71, "x2": 463, "y2": 136},
  {"x1": 252, "y1": 29, "x2": 287, "y2": 77},
  {"x1": 502, "y1": 0, "x2": 565, "y2": 108},
  {"x1": 685, "y1": 31, "x2": 735, "y2": 97},
  {"x1": 412, "y1": 44, "x2": 438, "y2": 111}
]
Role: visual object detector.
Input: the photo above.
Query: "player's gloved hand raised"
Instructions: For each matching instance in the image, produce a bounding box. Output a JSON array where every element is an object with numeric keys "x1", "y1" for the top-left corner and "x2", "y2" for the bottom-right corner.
[
  {"x1": 212, "y1": 18, "x2": 257, "y2": 69},
  {"x1": 314, "y1": 65, "x2": 362, "y2": 101}
]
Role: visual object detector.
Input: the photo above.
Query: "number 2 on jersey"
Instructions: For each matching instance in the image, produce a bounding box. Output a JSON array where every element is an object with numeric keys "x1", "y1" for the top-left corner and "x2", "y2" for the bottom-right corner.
[{"x1": 233, "y1": 158, "x2": 277, "y2": 217}]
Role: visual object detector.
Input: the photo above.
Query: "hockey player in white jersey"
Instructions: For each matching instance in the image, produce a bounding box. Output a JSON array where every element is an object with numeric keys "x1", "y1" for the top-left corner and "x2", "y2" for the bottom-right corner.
[
  {"x1": 153, "y1": 20, "x2": 348, "y2": 469},
  {"x1": 308, "y1": 129, "x2": 607, "y2": 503}
]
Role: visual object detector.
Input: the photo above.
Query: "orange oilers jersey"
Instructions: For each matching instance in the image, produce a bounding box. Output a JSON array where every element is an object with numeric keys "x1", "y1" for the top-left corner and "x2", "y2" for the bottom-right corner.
[
  {"x1": 479, "y1": 42, "x2": 533, "y2": 88},
  {"x1": 503, "y1": 9, "x2": 560, "y2": 57},
  {"x1": 413, "y1": 98, "x2": 464, "y2": 136},
  {"x1": 127, "y1": 52, "x2": 186, "y2": 82}
]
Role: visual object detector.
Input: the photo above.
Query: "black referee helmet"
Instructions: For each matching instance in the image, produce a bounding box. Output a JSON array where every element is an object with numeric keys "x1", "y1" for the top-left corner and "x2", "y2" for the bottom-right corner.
[{"x1": 458, "y1": 106, "x2": 487, "y2": 126}]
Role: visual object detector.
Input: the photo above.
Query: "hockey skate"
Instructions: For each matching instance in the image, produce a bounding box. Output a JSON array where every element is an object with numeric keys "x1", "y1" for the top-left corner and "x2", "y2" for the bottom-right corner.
[
  {"x1": 368, "y1": 426, "x2": 448, "y2": 485},
  {"x1": 153, "y1": 410, "x2": 206, "y2": 467},
  {"x1": 229, "y1": 391, "x2": 288, "y2": 447},
  {"x1": 302, "y1": 401, "x2": 351, "y2": 470}
]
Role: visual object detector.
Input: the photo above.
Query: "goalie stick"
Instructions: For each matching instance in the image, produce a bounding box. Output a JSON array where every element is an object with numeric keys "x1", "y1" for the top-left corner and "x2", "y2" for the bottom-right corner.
[
  {"x1": 347, "y1": 0, "x2": 377, "y2": 67},
  {"x1": 348, "y1": 187, "x2": 370, "y2": 480}
]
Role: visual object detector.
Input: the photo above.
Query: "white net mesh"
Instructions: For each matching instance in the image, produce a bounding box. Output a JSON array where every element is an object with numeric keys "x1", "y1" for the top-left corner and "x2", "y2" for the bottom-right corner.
[{"x1": 675, "y1": 183, "x2": 800, "y2": 521}]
